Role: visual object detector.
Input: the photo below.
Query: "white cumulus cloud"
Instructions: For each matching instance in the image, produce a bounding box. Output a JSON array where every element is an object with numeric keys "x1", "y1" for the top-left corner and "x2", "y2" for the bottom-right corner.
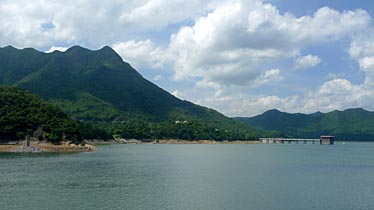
[
  {"x1": 120, "y1": 0, "x2": 222, "y2": 31},
  {"x1": 252, "y1": 69, "x2": 284, "y2": 87},
  {"x1": 349, "y1": 31, "x2": 374, "y2": 89},
  {"x1": 166, "y1": 1, "x2": 370, "y2": 88},
  {"x1": 0, "y1": 0, "x2": 223, "y2": 49},
  {"x1": 45, "y1": 46, "x2": 68, "y2": 53},
  {"x1": 153, "y1": 75, "x2": 164, "y2": 81},
  {"x1": 294, "y1": 55, "x2": 321, "y2": 70},
  {"x1": 112, "y1": 39, "x2": 171, "y2": 69}
]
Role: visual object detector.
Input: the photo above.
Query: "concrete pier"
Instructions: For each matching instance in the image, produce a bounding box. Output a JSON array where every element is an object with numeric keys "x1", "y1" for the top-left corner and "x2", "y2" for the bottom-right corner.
[{"x1": 260, "y1": 136, "x2": 334, "y2": 145}]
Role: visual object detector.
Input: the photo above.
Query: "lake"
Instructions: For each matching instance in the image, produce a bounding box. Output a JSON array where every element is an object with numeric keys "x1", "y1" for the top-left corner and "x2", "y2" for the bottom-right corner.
[{"x1": 1, "y1": 143, "x2": 374, "y2": 210}]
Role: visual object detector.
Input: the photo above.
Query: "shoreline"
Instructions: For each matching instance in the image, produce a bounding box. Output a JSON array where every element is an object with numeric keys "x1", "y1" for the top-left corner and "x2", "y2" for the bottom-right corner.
[
  {"x1": 87, "y1": 139, "x2": 262, "y2": 145},
  {"x1": 0, "y1": 141, "x2": 96, "y2": 153},
  {"x1": 0, "y1": 139, "x2": 261, "y2": 153}
]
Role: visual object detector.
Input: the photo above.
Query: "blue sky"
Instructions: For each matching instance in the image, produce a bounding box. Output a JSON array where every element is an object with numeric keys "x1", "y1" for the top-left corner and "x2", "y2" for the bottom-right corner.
[
  {"x1": 1, "y1": 0, "x2": 374, "y2": 117},
  {"x1": 272, "y1": 0, "x2": 374, "y2": 17}
]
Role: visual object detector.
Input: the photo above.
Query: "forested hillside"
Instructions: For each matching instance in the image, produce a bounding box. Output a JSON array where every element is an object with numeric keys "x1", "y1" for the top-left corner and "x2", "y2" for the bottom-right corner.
[
  {"x1": 0, "y1": 46, "x2": 274, "y2": 140},
  {"x1": 0, "y1": 86, "x2": 81, "y2": 143}
]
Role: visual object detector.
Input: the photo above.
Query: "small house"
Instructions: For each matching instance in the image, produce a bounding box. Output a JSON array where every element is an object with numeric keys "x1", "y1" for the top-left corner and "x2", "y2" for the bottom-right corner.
[{"x1": 320, "y1": 135, "x2": 334, "y2": 145}]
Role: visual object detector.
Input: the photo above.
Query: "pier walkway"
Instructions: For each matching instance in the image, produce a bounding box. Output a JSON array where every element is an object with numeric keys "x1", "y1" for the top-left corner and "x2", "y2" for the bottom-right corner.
[{"x1": 260, "y1": 136, "x2": 334, "y2": 145}]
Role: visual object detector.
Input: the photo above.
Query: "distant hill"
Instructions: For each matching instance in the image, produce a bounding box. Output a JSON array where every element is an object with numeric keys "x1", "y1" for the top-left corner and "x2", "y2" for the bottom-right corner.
[
  {"x1": 235, "y1": 108, "x2": 374, "y2": 140},
  {"x1": 0, "y1": 46, "x2": 273, "y2": 140},
  {"x1": 0, "y1": 86, "x2": 81, "y2": 143}
]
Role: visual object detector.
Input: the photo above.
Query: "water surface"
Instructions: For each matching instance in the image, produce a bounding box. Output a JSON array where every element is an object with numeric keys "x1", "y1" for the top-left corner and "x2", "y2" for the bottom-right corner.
[{"x1": 1, "y1": 143, "x2": 374, "y2": 210}]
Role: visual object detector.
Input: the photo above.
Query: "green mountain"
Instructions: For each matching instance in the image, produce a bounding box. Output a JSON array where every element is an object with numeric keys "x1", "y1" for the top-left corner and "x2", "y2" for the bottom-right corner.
[
  {"x1": 0, "y1": 46, "x2": 271, "y2": 140},
  {"x1": 0, "y1": 86, "x2": 81, "y2": 143},
  {"x1": 235, "y1": 108, "x2": 374, "y2": 140}
]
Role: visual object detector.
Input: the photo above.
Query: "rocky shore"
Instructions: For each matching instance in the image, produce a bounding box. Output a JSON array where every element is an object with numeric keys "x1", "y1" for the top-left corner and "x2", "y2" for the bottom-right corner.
[
  {"x1": 87, "y1": 139, "x2": 261, "y2": 145},
  {"x1": 11, "y1": 146, "x2": 44, "y2": 153},
  {"x1": 151, "y1": 139, "x2": 261, "y2": 144},
  {"x1": 0, "y1": 139, "x2": 260, "y2": 153},
  {"x1": 0, "y1": 141, "x2": 96, "y2": 153}
]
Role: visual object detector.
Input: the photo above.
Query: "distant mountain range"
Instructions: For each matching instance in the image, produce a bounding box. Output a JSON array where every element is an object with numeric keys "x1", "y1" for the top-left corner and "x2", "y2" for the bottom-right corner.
[
  {"x1": 0, "y1": 46, "x2": 272, "y2": 140},
  {"x1": 235, "y1": 108, "x2": 374, "y2": 140}
]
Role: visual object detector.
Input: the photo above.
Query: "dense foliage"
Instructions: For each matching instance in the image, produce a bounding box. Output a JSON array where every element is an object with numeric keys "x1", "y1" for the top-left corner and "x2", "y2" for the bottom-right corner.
[
  {"x1": 236, "y1": 108, "x2": 374, "y2": 140},
  {"x1": 0, "y1": 86, "x2": 81, "y2": 143},
  {"x1": 0, "y1": 46, "x2": 274, "y2": 140}
]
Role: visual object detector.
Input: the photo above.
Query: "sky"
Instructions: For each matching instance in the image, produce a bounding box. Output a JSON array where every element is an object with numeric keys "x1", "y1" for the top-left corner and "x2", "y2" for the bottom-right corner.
[{"x1": 1, "y1": 0, "x2": 374, "y2": 117}]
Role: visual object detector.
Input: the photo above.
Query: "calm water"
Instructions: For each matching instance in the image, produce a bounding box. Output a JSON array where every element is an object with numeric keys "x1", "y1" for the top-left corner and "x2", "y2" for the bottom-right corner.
[{"x1": 1, "y1": 143, "x2": 374, "y2": 210}]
